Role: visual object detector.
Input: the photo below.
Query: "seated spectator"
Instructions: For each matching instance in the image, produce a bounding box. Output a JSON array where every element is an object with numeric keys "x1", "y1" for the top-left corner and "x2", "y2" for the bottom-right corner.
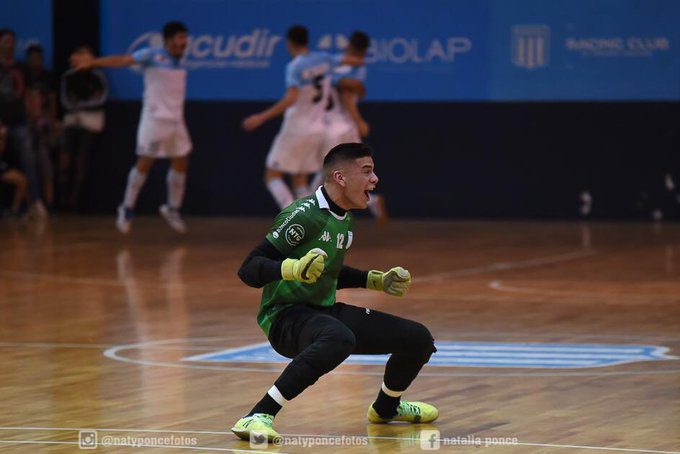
[
  {"x1": 23, "y1": 44, "x2": 58, "y2": 128},
  {"x1": 25, "y1": 86, "x2": 55, "y2": 213},
  {"x1": 60, "y1": 45, "x2": 107, "y2": 210},
  {"x1": 0, "y1": 28, "x2": 47, "y2": 219},
  {"x1": 0, "y1": 121, "x2": 27, "y2": 216}
]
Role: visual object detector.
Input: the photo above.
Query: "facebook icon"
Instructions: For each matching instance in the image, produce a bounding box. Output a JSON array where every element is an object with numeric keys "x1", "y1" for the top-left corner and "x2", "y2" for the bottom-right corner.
[{"x1": 420, "y1": 429, "x2": 441, "y2": 450}]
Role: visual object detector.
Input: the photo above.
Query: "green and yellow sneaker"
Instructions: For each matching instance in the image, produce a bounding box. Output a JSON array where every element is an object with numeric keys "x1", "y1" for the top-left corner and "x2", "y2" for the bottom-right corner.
[
  {"x1": 231, "y1": 413, "x2": 280, "y2": 441},
  {"x1": 367, "y1": 401, "x2": 439, "y2": 424}
]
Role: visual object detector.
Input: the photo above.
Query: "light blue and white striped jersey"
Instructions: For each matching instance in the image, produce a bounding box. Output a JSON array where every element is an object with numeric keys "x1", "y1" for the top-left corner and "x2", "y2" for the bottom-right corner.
[
  {"x1": 132, "y1": 47, "x2": 187, "y2": 121},
  {"x1": 327, "y1": 63, "x2": 367, "y2": 124},
  {"x1": 282, "y1": 51, "x2": 342, "y2": 132}
]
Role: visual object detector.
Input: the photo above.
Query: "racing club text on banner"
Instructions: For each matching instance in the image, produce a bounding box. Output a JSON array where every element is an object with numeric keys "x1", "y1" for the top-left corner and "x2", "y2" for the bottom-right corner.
[{"x1": 100, "y1": 0, "x2": 679, "y2": 101}]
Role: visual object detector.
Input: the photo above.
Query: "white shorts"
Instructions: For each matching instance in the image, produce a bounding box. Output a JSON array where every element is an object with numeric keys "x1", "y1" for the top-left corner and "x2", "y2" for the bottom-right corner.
[
  {"x1": 266, "y1": 130, "x2": 326, "y2": 174},
  {"x1": 136, "y1": 116, "x2": 192, "y2": 158},
  {"x1": 316, "y1": 121, "x2": 361, "y2": 170}
]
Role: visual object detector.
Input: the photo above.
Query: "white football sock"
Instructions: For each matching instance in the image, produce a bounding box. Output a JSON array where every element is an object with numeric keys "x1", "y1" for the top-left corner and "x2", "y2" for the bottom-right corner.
[
  {"x1": 293, "y1": 185, "x2": 310, "y2": 199},
  {"x1": 266, "y1": 178, "x2": 294, "y2": 209},
  {"x1": 381, "y1": 382, "x2": 404, "y2": 397},
  {"x1": 122, "y1": 167, "x2": 148, "y2": 209},
  {"x1": 166, "y1": 169, "x2": 186, "y2": 210},
  {"x1": 267, "y1": 385, "x2": 289, "y2": 406}
]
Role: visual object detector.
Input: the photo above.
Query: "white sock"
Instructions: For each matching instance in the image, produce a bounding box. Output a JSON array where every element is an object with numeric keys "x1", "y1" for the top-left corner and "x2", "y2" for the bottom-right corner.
[
  {"x1": 293, "y1": 185, "x2": 310, "y2": 199},
  {"x1": 123, "y1": 167, "x2": 148, "y2": 209},
  {"x1": 368, "y1": 194, "x2": 385, "y2": 218},
  {"x1": 308, "y1": 171, "x2": 324, "y2": 195},
  {"x1": 267, "y1": 178, "x2": 294, "y2": 209},
  {"x1": 267, "y1": 385, "x2": 289, "y2": 406},
  {"x1": 381, "y1": 382, "x2": 403, "y2": 398},
  {"x1": 166, "y1": 169, "x2": 186, "y2": 210}
]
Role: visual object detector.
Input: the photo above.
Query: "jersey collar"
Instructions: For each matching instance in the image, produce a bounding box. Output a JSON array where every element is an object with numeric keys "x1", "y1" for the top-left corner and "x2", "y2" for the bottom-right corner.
[{"x1": 316, "y1": 186, "x2": 347, "y2": 220}]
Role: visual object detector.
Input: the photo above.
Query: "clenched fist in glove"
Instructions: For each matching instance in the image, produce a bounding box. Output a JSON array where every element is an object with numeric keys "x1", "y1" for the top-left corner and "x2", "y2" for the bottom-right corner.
[
  {"x1": 281, "y1": 248, "x2": 328, "y2": 284},
  {"x1": 366, "y1": 267, "x2": 412, "y2": 296}
]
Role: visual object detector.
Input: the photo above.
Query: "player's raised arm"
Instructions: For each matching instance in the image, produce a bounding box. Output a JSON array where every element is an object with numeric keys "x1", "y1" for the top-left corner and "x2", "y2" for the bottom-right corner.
[
  {"x1": 338, "y1": 79, "x2": 369, "y2": 138},
  {"x1": 238, "y1": 238, "x2": 327, "y2": 288},
  {"x1": 335, "y1": 263, "x2": 412, "y2": 297},
  {"x1": 70, "y1": 52, "x2": 135, "y2": 71},
  {"x1": 340, "y1": 54, "x2": 365, "y2": 67},
  {"x1": 242, "y1": 86, "x2": 299, "y2": 132}
]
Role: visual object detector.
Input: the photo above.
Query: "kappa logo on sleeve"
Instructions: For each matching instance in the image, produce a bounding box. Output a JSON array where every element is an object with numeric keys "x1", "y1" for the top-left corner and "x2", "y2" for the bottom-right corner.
[{"x1": 285, "y1": 224, "x2": 305, "y2": 246}]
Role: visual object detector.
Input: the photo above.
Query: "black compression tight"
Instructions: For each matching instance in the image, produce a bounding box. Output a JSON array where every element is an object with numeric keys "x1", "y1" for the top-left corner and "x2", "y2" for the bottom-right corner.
[{"x1": 267, "y1": 302, "x2": 436, "y2": 400}]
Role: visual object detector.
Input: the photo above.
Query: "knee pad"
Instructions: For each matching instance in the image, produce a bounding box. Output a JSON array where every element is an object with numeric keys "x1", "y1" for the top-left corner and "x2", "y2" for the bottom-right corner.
[
  {"x1": 408, "y1": 322, "x2": 436, "y2": 360},
  {"x1": 326, "y1": 329, "x2": 357, "y2": 356}
]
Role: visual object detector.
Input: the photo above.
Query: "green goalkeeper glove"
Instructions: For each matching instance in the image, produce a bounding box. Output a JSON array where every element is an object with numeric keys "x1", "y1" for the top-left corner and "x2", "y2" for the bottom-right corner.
[
  {"x1": 366, "y1": 267, "x2": 412, "y2": 296},
  {"x1": 281, "y1": 248, "x2": 328, "y2": 284}
]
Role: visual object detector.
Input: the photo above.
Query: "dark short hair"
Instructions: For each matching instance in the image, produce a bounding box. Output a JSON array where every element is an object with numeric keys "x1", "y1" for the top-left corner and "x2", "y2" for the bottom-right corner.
[
  {"x1": 287, "y1": 25, "x2": 308, "y2": 47},
  {"x1": 0, "y1": 28, "x2": 16, "y2": 39},
  {"x1": 323, "y1": 143, "x2": 374, "y2": 171},
  {"x1": 26, "y1": 44, "x2": 43, "y2": 56},
  {"x1": 349, "y1": 31, "x2": 370, "y2": 51},
  {"x1": 74, "y1": 44, "x2": 94, "y2": 54},
  {"x1": 163, "y1": 21, "x2": 188, "y2": 40}
]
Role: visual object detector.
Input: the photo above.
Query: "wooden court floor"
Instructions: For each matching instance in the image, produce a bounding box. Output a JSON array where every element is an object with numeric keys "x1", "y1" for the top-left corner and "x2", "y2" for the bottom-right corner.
[{"x1": 1, "y1": 216, "x2": 679, "y2": 453}]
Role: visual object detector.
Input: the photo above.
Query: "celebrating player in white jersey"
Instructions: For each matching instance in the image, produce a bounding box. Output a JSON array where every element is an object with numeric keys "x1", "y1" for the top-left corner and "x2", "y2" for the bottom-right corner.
[
  {"x1": 242, "y1": 25, "x2": 364, "y2": 210},
  {"x1": 312, "y1": 31, "x2": 387, "y2": 223},
  {"x1": 72, "y1": 21, "x2": 192, "y2": 234},
  {"x1": 322, "y1": 33, "x2": 370, "y2": 153}
]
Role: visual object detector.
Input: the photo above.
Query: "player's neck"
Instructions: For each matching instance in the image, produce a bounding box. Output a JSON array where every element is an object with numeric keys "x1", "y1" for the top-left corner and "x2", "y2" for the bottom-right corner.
[
  {"x1": 321, "y1": 185, "x2": 348, "y2": 215},
  {"x1": 291, "y1": 47, "x2": 309, "y2": 57}
]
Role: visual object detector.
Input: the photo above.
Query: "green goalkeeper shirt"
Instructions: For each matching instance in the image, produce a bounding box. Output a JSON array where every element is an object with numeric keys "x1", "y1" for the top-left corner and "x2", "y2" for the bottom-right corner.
[{"x1": 258, "y1": 187, "x2": 355, "y2": 335}]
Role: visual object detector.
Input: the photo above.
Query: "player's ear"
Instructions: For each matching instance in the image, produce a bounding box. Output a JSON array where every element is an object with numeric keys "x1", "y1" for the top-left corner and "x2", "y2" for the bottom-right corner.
[{"x1": 332, "y1": 170, "x2": 346, "y2": 187}]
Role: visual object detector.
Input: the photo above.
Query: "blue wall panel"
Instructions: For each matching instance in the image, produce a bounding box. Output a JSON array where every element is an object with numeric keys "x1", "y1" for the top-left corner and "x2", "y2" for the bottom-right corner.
[
  {"x1": 100, "y1": 0, "x2": 679, "y2": 101},
  {"x1": 1, "y1": 0, "x2": 53, "y2": 66}
]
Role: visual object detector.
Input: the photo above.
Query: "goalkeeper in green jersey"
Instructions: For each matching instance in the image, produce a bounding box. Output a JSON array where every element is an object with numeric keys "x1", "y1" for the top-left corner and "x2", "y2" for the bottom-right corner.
[{"x1": 233, "y1": 143, "x2": 437, "y2": 441}]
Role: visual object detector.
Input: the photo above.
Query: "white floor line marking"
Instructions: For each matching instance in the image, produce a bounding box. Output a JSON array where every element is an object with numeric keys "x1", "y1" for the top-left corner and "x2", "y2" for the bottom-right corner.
[
  {"x1": 0, "y1": 440, "x2": 76, "y2": 446},
  {"x1": 0, "y1": 270, "x2": 161, "y2": 288},
  {"x1": 1, "y1": 428, "x2": 677, "y2": 453},
  {"x1": 0, "y1": 249, "x2": 595, "y2": 290},
  {"x1": 0, "y1": 341, "x2": 114, "y2": 349},
  {"x1": 514, "y1": 441, "x2": 679, "y2": 453},
  {"x1": 0, "y1": 340, "x2": 260, "y2": 351},
  {"x1": 489, "y1": 280, "x2": 680, "y2": 302},
  {"x1": 4, "y1": 331, "x2": 680, "y2": 350},
  {"x1": 4, "y1": 336, "x2": 678, "y2": 377},
  {"x1": 0, "y1": 426, "x2": 230, "y2": 435},
  {"x1": 415, "y1": 249, "x2": 597, "y2": 283},
  {"x1": 0, "y1": 269, "x2": 244, "y2": 293},
  {"x1": 0, "y1": 440, "x2": 275, "y2": 453},
  {"x1": 102, "y1": 338, "x2": 680, "y2": 377}
]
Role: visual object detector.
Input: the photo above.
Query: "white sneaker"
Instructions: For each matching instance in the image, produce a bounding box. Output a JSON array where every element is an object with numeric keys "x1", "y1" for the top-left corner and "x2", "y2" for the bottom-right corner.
[
  {"x1": 159, "y1": 204, "x2": 187, "y2": 233},
  {"x1": 28, "y1": 200, "x2": 49, "y2": 220},
  {"x1": 116, "y1": 205, "x2": 133, "y2": 234}
]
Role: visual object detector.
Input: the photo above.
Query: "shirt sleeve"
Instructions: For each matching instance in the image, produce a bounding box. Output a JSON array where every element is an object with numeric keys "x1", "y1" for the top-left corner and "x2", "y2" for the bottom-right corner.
[
  {"x1": 131, "y1": 47, "x2": 154, "y2": 65},
  {"x1": 337, "y1": 265, "x2": 368, "y2": 289},
  {"x1": 329, "y1": 53, "x2": 344, "y2": 68},
  {"x1": 265, "y1": 205, "x2": 322, "y2": 256},
  {"x1": 354, "y1": 66, "x2": 367, "y2": 82},
  {"x1": 285, "y1": 61, "x2": 302, "y2": 88},
  {"x1": 237, "y1": 238, "x2": 284, "y2": 288}
]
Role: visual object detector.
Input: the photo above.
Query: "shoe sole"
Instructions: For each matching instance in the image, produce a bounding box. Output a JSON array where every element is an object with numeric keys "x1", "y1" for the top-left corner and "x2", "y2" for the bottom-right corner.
[
  {"x1": 367, "y1": 406, "x2": 438, "y2": 424},
  {"x1": 116, "y1": 221, "x2": 130, "y2": 234},
  {"x1": 231, "y1": 428, "x2": 280, "y2": 442},
  {"x1": 159, "y1": 207, "x2": 187, "y2": 233}
]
